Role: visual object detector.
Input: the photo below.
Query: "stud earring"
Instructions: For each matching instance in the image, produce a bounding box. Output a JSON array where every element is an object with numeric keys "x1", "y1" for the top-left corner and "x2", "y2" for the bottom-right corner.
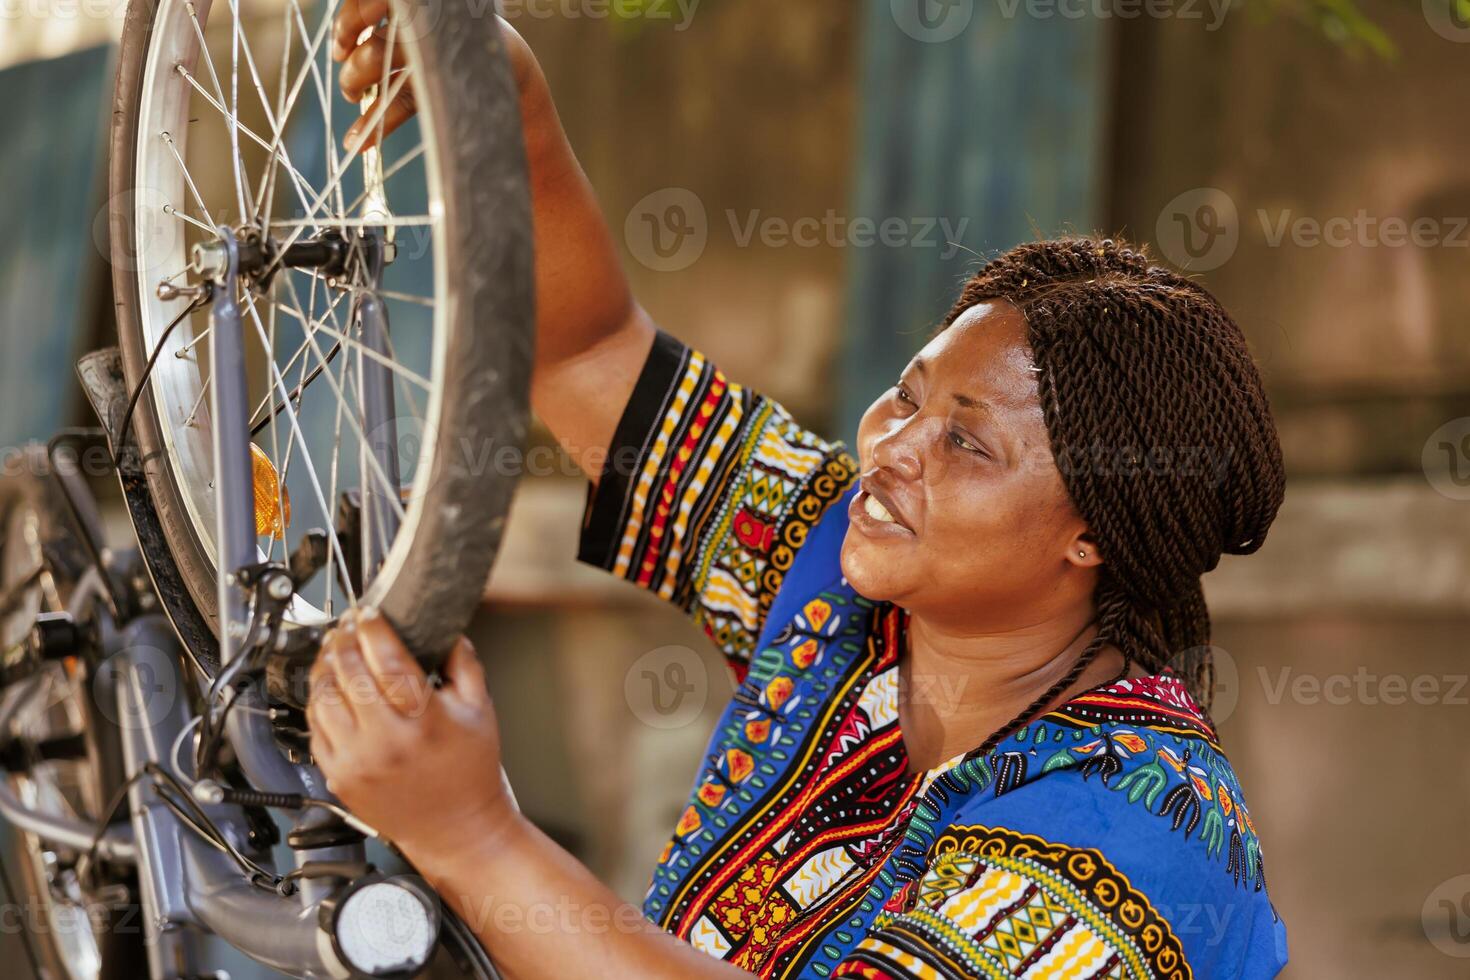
[{"x1": 1078, "y1": 550, "x2": 1087, "y2": 559}]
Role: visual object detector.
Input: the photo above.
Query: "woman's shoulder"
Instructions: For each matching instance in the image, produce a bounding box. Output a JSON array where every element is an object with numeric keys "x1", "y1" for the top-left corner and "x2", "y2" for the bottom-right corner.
[
  {"x1": 985, "y1": 675, "x2": 1270, "y2": 889},
  {"x1": 893, "y1": 674, "x2": 1288, "y2": 977}
]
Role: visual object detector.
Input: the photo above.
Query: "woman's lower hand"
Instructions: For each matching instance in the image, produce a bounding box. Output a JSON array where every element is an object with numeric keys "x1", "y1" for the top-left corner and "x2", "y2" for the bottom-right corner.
[{"x1": 306, "y1": 608, "x2": 518, "y2": 864}]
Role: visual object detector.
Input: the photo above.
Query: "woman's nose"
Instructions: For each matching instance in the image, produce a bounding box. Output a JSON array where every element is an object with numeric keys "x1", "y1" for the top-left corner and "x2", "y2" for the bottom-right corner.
[{"x1": 871, "y1": 417, "x2": 925, "y2": 483}]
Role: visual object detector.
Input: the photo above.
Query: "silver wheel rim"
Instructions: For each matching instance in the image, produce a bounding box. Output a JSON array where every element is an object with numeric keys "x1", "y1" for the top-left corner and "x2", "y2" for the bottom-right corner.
[{"x1": 129, "y1": 0, "x2": 452, "y2": 625}]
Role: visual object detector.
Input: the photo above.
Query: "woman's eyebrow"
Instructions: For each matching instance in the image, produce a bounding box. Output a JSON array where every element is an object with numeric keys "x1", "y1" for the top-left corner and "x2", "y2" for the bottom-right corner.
[
  {"x1": 911, "y1": 356, "x2": 994, "y2": 414},
  {"x1": 952, "y1": 392, "x2": 989, "y2": 412}
]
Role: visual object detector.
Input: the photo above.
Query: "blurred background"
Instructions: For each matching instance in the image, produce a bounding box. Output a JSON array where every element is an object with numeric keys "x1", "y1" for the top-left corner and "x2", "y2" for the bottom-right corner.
[{"x1": 2, "y1": 0, "x2": 1468, "y2": 976}]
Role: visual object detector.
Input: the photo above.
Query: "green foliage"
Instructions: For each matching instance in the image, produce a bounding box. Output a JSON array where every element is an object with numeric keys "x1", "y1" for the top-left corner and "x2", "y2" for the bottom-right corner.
[{"x1": 1305, "y1": 0, "x2": 1398, "y2": 57}]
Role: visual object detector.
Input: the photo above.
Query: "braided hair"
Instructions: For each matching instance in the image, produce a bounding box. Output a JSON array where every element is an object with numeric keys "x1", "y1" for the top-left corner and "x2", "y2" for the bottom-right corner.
[{"x1": 941, "y1": 236, "x2": 1284, "y2": 753}]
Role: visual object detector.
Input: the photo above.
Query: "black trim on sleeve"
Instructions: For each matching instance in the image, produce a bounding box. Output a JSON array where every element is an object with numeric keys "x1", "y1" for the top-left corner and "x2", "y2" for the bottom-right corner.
[{"x1": 576, "y1": 329, "x2": 692, "y2": 571}]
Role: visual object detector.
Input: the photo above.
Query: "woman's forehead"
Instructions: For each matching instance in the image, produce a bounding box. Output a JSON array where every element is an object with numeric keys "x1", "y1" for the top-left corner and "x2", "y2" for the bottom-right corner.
[{"x1": 911, "y1": 303, "x2": 1039, "y2": 412}]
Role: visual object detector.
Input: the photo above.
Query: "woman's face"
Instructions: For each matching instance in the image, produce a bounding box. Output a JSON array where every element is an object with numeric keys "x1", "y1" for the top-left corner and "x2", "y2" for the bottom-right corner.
[{"x1": 841, "y1": 302, "x2": 1096, "y2": 629}]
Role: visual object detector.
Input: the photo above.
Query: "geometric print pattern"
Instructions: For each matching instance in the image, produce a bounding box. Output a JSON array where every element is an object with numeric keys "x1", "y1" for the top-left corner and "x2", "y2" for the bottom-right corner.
[
  {"x1": 577, "y1": 328, "x2": 859, "y2": 674},
  {"x1": 838, "y1": 825, "x2": 1191, "y2": 980}
]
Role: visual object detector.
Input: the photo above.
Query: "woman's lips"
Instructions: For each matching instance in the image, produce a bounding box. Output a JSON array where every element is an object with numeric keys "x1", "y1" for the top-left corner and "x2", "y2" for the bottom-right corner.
[{"x1": 849, "y1": 488, "x2": 917, "y2": 539}]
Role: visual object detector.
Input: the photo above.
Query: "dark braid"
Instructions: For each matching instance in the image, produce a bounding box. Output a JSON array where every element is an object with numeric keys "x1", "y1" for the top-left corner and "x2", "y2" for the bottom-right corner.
[{"x1": 940, "y1": 236, "x2": 1285, "y2": 728}]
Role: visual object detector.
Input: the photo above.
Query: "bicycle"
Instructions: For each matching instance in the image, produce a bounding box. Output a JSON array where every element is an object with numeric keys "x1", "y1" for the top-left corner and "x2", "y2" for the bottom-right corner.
[{"x1": 0, "y1": 0, "x2": 534, "y2": 976}]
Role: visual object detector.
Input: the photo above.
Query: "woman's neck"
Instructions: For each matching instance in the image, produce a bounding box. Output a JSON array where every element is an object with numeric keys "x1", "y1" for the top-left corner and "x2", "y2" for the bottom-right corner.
[{"x1": 897, "y1": 605, "x2": 1127, "y2": 774}]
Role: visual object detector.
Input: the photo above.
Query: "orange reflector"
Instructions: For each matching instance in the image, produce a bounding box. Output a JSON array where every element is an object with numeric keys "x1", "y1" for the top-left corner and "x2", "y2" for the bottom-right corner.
[{"x1": 250, "y1": 443, "x2": 291, "y2": 539}]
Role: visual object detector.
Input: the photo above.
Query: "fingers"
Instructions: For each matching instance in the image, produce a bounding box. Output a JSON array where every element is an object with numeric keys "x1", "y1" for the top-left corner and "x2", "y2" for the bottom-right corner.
[
  {"x1": 332, "y1": 0, "x2": 389, "y2": 64},
  {"x1": 354, "y1": 607, "x2": 435, "y2": 717},
  {"x1": 344, "y1": 88, "x2": 417, "y2": 152},
  {"x1": 307, "y1": 713, "x2": 337, "y2": 765},
  {"x1": 443, "y1": 636, "x2": 489, "y2": 706},
  {"x1": 338, "y1": 29, "x2": 410, "y2": 104},
  {"x1": 307, "y1": 645, "x2": 355, "y2": 760}
]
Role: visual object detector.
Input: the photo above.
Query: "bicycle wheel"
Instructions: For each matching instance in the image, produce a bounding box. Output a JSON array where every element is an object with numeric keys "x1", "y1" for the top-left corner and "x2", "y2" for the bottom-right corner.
[
  {"x1": 108, "y1": 0, "x2": 533, "y2": 664},
  {"x1": 0, "y1": 449, "x2": 147, "y2": 980}
]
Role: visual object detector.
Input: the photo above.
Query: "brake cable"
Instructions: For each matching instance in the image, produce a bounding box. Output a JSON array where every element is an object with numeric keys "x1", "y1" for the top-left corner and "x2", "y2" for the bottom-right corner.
[{"x1": 116, "y1": 286, "x2": 214, "y2": 455}]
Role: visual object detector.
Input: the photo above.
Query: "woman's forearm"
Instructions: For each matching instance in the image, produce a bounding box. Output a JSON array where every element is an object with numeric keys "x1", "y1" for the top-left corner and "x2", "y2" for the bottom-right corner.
[{"x1": 413, "y1": 814, "x2": 748, "y2": 980}]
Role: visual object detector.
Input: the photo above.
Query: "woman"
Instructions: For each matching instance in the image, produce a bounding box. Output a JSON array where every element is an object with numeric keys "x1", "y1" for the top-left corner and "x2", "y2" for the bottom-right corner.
[{"x1": 310, "y1": 10, "x2": 1288, "y2": 978}]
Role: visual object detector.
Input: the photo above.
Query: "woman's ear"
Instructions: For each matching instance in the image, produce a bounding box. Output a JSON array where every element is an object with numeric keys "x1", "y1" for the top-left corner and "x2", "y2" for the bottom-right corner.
[{"x1": 1066, "y1": 531, "x2": 1103, "y2": 569}]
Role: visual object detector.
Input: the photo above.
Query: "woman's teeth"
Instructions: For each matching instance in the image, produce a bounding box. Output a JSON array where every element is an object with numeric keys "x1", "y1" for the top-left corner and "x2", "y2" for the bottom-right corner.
[{"x1": 864, "y1": 493, "x2": 896, "y2": 524}]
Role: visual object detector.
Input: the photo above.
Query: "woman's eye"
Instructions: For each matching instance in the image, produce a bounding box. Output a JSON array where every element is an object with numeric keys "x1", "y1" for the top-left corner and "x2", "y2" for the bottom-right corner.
[
  {"x1": 894, "y1": 385, "x2": 916, "y2": 406},
  {"x1": 950, "y1": 431, "x2": 986, "y2": 456}
]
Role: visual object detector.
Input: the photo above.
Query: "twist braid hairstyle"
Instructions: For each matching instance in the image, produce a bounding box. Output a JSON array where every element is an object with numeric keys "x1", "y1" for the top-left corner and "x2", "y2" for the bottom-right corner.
[{"x1": 942, "y1": 237, "x2": 1284, "y2": 742}]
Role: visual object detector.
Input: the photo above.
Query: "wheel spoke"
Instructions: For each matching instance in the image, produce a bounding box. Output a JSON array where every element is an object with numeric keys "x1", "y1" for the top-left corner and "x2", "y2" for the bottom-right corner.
[
  {"x1": 238, "y1": 289, "x2": 361, "y2": 603},
  {"x1": 161, "y1": 130, "x2": 218, "y2": 231},
  {"x1": 175, "y1": 64, "x2": 332, "y2": 230},
  {"x1": 218, "y1": 0, "x2": 321, "y2": 235},
  {"x1": 374, "y1": 313, "x2": 426, "y2": 424},
  {"x1": 174, "y1": 318, "x2": 214, "y2": 361},
  {"x1": 256, "y1": 67, "x2": 413, "y2": 285},
  {"x1": 228, "y1": 0, "x2": 253, "y2": 222},
  {"x1": 163, "y1": 203, "x2": 222, "y2": 239},
  {"x1": 268, "y1": 214, "x2": 434, "y2": 229},
  {"x1": 323, "y1": 322, "x2": 355, "y2": 616},
  {"x1": 183, "y1": 0, "x2": 252, "y2": 222},
  {"x1": 272, "y1": 276, "x2": 407, "y2": 522},
  {"x1": 262, "y1": 283, "x2": 319, "y2": 567},
  {"x1": 246, "y1": 284, "x2": 350, "y2": 431},
  {"x1": 256, "y1": 0, "x2": 341, "y2": 225},
  {"x1": 277, "y1": 307, "x2": 431, "y2": 392},
  {"x1": 342, "y1": 142, "x2": 425, "y2": 218},
  {"x1": 182, "y1": 373, "x2": 212, "y2": 428},
  {"x1": 286, "y1": 0, "x2": 347, "y2": 219},
  {"x1": 259, "y1": 0, "x2": 294, "y2": 222}
]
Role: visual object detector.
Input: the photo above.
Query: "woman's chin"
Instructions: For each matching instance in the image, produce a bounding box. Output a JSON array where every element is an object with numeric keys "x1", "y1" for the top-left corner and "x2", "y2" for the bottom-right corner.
[{"x1": 839, "y1": 531, "x2": 907, "y2": 601}]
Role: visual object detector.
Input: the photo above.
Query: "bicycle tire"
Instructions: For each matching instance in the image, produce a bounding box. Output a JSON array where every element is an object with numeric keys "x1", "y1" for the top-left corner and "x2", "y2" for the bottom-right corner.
[{"x1": 108, "y1": 0, "x2": 535, "y2": 667}]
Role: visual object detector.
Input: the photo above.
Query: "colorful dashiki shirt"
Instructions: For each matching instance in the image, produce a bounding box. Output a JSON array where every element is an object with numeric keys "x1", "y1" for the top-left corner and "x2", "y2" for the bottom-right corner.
[{"x1": 578, "y1": 330, "x2": 1289, "y2": 979}]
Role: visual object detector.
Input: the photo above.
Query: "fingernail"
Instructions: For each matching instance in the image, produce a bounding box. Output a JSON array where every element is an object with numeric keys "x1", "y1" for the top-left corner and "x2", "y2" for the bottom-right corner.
[{"x1": 359, "y1": 605, "x2": 381, "y2": 622}]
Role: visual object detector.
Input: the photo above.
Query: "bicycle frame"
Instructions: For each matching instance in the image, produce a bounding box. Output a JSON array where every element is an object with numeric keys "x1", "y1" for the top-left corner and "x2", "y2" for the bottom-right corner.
[
  {"x1": 0, "y1": 568, "x2": 364, "y2": 978},
  {"x1": 0, "y1": 300, "x2": 433, "y2": 978}
]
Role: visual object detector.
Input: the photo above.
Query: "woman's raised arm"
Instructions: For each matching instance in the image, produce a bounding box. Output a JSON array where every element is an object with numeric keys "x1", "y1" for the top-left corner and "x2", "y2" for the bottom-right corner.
[{"x1": 334, "y1": 5, "x2": 655, "y2": 484}]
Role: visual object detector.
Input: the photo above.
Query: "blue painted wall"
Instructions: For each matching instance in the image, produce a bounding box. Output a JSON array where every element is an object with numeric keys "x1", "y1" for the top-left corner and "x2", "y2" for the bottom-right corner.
[
  {"x1": 0, "y1": 45, "x2": 113, "y2": 448},
  {"x1": 839, "y1": 1, "x2": 1109, "y2": 433}
]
